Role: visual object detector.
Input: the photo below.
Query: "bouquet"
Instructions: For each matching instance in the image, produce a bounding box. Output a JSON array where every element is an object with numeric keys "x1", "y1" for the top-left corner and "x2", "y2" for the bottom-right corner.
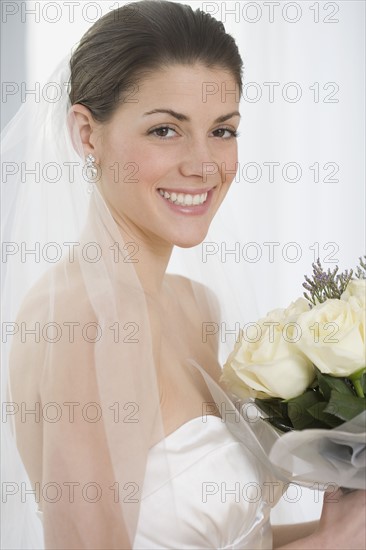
[{"x1": 221, "y1": 257, "x2": 366, "y2": 489}]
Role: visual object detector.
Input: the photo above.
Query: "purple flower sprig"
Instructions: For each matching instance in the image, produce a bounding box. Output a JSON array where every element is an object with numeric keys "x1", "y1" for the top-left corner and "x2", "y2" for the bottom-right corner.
[
  {"x1": 303, "y1": 258, "x2": 353, "y2": 307},
  {"x1": 355, "y1": 256, "x2": 366, "y2": 280}
]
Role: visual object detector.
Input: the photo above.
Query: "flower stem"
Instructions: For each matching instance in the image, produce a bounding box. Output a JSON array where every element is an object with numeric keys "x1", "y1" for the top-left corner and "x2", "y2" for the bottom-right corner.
[
  {"x1": 350, "y1": 368, "x2": 366, "y2": 398},
  {"x1": 352, "y1": 379, "x2": 365, "y2": 398}
]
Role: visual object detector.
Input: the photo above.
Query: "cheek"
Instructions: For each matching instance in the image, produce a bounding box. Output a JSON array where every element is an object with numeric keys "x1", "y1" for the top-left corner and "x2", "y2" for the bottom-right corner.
[
  {"x1": 98, "y1": 145, "x2": 174, "y2": 218},
  {"x1": 98, "y1": 142, "x2": 139, "y2": 197},
  {"x1": 218, "y1": 145, "x2": 238, "y2": 186},
  {"x1": 104, "y1": 140, "x2": 174, "y2": 190},
  {"x1": 132, "y1": 152, "x2": 172, "y2": 188}
]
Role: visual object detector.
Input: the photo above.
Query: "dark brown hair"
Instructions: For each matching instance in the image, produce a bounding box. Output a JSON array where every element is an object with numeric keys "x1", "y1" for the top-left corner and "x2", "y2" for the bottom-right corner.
[{"x1": 69, "y1": 0, "x2": 243, "y2": 122}]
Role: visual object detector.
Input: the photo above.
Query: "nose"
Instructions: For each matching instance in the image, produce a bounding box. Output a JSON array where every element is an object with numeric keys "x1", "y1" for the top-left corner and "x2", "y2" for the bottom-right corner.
[{"x1": 178, "y1": 138, "x2": 219, "y2": 181}]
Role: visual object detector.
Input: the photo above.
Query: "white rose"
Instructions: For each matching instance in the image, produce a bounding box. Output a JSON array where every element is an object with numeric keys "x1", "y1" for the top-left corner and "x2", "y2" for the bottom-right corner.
[
  {"x1": 341, "y1": 279, "x2": 366, "y2": 310},
  {"x1": 295, "y1": 297, "x2": 366, "y2": 377},
  {"x1": 283, "y1": 297, "x2": 311, "y2": 320},
  {"x1": 221, "y1": 298, "x2": 315, "y2": 400}
]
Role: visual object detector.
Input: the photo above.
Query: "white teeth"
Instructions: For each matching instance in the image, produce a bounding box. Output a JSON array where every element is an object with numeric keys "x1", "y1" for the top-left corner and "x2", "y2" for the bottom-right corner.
[{"x1": 158, "y1": 189, "x2": 208, "y2": 206}]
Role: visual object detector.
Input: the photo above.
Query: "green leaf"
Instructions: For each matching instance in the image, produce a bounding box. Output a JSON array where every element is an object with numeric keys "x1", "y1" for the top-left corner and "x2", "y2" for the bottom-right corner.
[
  {"x1": 324, "y1": 390, "x2": 366, "y2": 422},
  {"x1": 307, "y1": 401, "x2": 343, "y2": 428},
  {"x1": 254, "y1": 398, "x2": 288, "y2": 419},
  {"x1": 316, "y1": 370, "x2": 354, "y2": 400},
  {"x1": 254, "y1": 398, "x2": 294, "y2": 433},
  {"x1": 287, "y1": 390, "x2": 326, "y2": 430}
]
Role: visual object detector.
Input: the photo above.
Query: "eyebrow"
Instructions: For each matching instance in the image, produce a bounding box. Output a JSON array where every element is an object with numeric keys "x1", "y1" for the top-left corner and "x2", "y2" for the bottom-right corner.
[{"x1": 143, "y1": 109, "x2": 241, "y2": 123}]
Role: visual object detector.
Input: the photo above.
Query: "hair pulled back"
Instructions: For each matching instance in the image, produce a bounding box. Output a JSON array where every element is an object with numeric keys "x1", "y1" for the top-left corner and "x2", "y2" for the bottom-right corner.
[{"x1": 69, "y1": 0, "x2": 243, "y2": 122}]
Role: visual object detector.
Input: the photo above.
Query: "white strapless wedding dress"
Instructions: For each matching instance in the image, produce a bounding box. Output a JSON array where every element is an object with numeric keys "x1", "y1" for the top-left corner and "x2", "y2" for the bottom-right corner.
[
  {"x1": 35, "y1": 413, "x2": 281, "y2": 549},
  {"x1": 133, "y1": 414, "x2": 281, "y2": 549}
]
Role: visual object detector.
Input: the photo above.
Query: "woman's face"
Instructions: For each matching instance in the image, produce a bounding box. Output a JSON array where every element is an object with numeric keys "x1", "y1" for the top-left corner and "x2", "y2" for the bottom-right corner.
[{"x1": 93, "y1": 63, "x2": 240, "y2": 249}]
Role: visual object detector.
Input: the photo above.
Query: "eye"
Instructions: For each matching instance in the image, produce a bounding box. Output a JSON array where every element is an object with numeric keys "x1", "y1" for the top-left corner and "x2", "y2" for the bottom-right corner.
[
  {"x1": 212, "y1": 127, "x2": 238, "y2": 139},
  {"x1": 148, "y1": 126, "x2": 178, "y2": 139}
]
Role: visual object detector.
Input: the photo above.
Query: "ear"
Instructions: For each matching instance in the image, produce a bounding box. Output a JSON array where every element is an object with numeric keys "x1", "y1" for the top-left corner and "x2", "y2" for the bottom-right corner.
[{"x1": 68, "y1": 104, "x2": 100, "y2": 162}]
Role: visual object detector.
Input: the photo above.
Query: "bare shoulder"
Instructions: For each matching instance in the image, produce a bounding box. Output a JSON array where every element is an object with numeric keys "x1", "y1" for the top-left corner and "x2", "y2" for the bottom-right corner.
[
  {"x1": 165, "y1": 274, "x2": 221, "y2": 364},
  {"x1": 9, "y1": 261, "x2": 96, "y2": 394},
  {"x1": 14, "y1": 259, "x2": 91, "y2": 316}
]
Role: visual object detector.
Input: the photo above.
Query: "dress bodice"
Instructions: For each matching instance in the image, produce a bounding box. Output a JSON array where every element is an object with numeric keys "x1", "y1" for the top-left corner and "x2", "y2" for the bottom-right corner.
[
  {"x1": 35, "y1": 414, "x2": 280, "y2": 548},
  {"x1": 133, "y1": 414, "x2": 281, "y2": 549}
]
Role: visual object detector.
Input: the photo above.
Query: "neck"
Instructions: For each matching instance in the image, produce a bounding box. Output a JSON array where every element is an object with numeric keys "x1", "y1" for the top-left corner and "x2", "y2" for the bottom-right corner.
[
  {"x1": 129, "y1": 235, "x2": 173, "y2": 295},
  {"x1": 116, "y1": 220, "x2": 173, "y2": 296},
  {"x1": 90, "y1": 192, "x2": 173, "y2": 295}
]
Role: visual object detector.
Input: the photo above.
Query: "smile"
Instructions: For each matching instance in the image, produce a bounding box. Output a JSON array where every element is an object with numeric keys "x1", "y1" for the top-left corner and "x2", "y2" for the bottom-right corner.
[{"x1": 158, "y1": 189, "x2": 208, "y2": 206}]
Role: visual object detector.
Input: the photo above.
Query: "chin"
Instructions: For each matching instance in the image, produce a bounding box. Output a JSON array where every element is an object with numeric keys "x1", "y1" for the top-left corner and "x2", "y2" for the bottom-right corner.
[{"x1": 172, "y1": 229, "x2": 209, "y2": 249}]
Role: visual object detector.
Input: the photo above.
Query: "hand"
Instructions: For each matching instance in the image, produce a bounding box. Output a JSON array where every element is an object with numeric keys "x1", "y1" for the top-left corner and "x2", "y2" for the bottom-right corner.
[{"x1": 315, "y1": 488, "x2": 366, "y2": 550}]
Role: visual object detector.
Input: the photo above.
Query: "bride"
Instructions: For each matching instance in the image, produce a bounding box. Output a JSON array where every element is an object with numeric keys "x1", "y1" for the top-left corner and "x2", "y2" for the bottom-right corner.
[{"x1": 2, "y1": 1, "x2": 365, "y2": 549}]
